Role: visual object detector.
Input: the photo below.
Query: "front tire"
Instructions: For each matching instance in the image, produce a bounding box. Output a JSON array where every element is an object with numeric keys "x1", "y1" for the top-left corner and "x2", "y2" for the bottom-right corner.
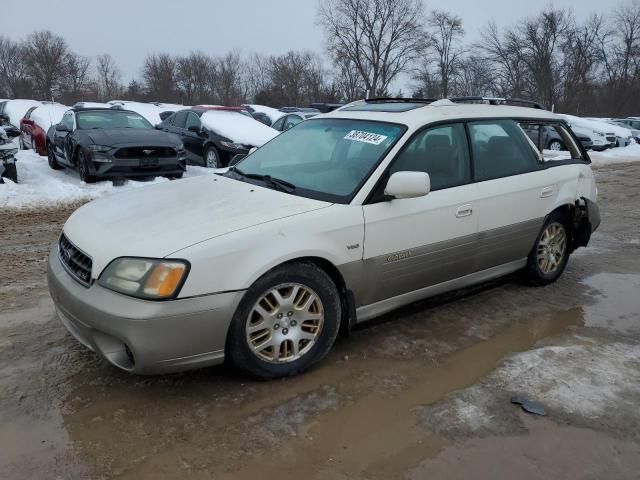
[
  {"x1": 204, "y1": 146, "x2": 220, "y2": 168},
  {"x1": 47, "y1": 144, "x2": 63, "y2": 170},
  {"x1": 77, "y1": 150, "x2": 96, "y2": 183},
  {"x1": 226, "y1": 262, "x2": 341, "y2": 379},
  {"x1": 525, "y1": 212, "x2": 570, "y2": 286},
  {"x1": 548, "y1": 140, "x2": 564, "y2": 151}
]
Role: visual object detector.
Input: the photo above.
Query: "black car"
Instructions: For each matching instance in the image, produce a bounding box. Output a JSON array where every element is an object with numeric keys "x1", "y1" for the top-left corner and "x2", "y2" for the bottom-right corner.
[
  {"x1": 46, "y1": 107, "x2": 186, "y2": 183},
  {"x1": 156, "y1": 106, "x2": 276, "y2": 168},
  {"x1": 271, "y1": 111, "x2": 319, "y2": 132}
]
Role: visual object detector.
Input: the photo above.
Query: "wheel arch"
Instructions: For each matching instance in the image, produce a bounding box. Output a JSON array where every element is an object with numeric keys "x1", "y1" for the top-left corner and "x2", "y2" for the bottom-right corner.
[{"x1": 545, "y1": 201, "x2": 593, "y2": 253}]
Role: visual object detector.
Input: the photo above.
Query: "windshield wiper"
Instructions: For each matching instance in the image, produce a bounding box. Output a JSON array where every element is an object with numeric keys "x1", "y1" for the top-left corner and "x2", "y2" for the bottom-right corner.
[{"x1": 229, "y1": 167, "x2": 296, "y2": 193}]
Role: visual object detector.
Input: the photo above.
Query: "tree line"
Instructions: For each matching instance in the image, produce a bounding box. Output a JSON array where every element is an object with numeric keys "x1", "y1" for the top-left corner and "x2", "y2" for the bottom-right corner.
[{"x1": 1, "y1": 0, "x2": 639, "y2": 116}]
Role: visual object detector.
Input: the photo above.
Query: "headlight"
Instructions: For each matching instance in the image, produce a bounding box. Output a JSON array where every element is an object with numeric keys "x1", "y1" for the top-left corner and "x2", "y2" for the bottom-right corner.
[
  {"x1": 220, "y1": 141, "x2": 248, "y2": 150},
  {"x1": 88, "y1": 145, "x2": 112, "y2": 153},
  {"x1": 98, "y1": 258, "x2": 189, "y2": 300}
]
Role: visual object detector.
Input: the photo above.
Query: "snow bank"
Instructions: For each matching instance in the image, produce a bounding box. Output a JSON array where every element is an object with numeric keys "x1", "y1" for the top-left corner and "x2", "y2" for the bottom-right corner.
[
  {"x1": 590, "y1": 143, "x2": 640, "y2": 166},
  {"x1": 0, "y1": 150, "x2": 214, "y2": 209},
  {"x1": 200, "y1": 110, "x2": 278, "y2": 147},
  {"x1": 243, "y1": 104, "x2": 285, "y2": 123},
  {"x1": 30, "y1": 104, "x2": 69, "y2": 131},
  {"x1": 4, "y1": 99, "x2": 41, "y2": 127}
]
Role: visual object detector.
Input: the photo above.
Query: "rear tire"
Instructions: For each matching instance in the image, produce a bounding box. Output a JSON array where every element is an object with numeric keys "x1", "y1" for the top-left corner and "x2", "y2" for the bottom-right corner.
[
  {"x1": 524, "y1": 212, "x2": 570, "y2": 286},
  {"x1": 226, "y1": 262, "x2": 341, "y2": 379},
  {"x1": 77, "y1": 150, "x2": 96, "y2": 183},
  {"x1": 47, "y1": 144, "x2": 63, "y2": 170}
]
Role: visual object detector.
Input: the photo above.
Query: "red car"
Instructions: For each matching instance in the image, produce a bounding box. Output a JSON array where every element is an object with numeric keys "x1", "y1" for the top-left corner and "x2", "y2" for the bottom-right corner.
[{"x1": 20, "y1": 104, "x2": 68, "y2": 156}]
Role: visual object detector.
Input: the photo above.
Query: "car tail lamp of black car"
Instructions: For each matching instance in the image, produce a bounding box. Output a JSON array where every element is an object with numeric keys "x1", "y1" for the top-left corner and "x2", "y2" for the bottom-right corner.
[{"x1": 98, "y1": 258, "x2": 190, "y2": 300}]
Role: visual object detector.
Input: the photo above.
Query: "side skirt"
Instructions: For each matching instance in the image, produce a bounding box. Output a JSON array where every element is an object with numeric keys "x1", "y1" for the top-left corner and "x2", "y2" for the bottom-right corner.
[{"x1": 355, "y1": 258, "x2": 527, "y2": 324}]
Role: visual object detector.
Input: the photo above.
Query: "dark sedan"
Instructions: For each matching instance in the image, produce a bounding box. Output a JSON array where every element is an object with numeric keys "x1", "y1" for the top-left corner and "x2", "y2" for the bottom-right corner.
[
  {"x1": 156, "y1": 106, "x2": 278, "y2": 168},
  {"x1": 46, "y1": 107, "x2": 186, "y2": 183}
]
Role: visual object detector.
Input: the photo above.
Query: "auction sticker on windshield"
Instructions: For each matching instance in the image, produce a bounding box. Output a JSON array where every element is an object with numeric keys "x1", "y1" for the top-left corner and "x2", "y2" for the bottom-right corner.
[{"x1": 344, "y1": 130, "x2": 389, "y2": 145}]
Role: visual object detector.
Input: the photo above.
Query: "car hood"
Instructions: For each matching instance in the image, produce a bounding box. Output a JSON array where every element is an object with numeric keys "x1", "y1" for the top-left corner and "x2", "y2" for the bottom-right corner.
[
  {"x1": 82, "y1": 128, "x2": 180, "y2": 147},
  {"x1": 62, "y1": 175, "x2": 331, "y2": 277}
]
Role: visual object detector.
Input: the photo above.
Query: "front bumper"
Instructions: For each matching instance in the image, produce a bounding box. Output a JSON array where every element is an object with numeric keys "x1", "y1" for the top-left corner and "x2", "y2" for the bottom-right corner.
[
  {"x1": 89, "y1": 153, "x2": 187, "y2": 178},
  {"x1": 47, "y1": 244, "x2": 244, "y2": 374}
]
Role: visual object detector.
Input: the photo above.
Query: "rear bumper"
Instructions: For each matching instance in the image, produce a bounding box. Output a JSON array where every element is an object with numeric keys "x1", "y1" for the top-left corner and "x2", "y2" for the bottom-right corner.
[{"x1": 47, "y1": 244, "x2": 245, "y2": 374}]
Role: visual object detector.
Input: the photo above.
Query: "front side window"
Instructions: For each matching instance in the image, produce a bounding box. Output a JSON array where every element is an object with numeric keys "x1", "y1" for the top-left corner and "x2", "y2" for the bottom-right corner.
[
  {"x1": 231, "y1": 118, "x2": 406, "y2": 203},
  {"x1": 389, "y1": 123, "x2": 471, "y2": 191},
  {"x1": 272, "y1": 116, "x2": 285, "y2": 131},
  {"x1": 62, "y1": 112, "x2": 74, "y2": 130},
  {"x1": 76, "y1": 110, "x2": 151, "y2": 130},
  {"x1": 469, "y1": 119, "x2": 539, "y2": 181},
  {"x1": 185, "y1": 112, "x2": 201, "y2": 130}
]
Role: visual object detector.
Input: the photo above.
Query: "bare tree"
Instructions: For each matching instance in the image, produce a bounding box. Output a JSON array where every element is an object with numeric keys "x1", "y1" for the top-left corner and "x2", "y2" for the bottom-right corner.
[
  {"x1": 478, "y1": 22, "x2": 528, "y2": 98},
  {"x1": 266, "y1": 51, "x2": 327, "y2": 106},
  {"x1": 96, "y1": 54, "x2": 122, "y2": 100},
  {"x1": 244, "y1": 53, "x2": 271, "y2": 103},
  {"x1": 214, "y1": 51, "x2": 244, "y2": 105},
  {"x1": 23, "y1": 30, "x2": 71, "y2": 100},
  {"x1": 176, "y1": 51, "x2": 213, "y2": 104},
  {"x1": 62, "y1": 54, "x2": 91, "y2": 103},
  {"x1": 318, "y1": 0, "x2": 426, "y2": 97},
  {"x1": 0, "y1": 36, "x2": 31, "y2": 98},
  {"x1": 333, "y1": 56, "x2": 366, "y2": 102},
  {"x1": 453, "y1": 55, "x2": 497, "y2": 97},
  {"x1": 142, "y1": 53, "x2": 178, "y2": 102},
  {"x1": 426, "y1": 9, "x2": 465, "y2": 97}
]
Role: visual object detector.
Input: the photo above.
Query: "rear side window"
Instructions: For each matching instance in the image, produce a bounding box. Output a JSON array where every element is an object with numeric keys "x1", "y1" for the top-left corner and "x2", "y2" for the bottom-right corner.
[
  {"x1": 518, "y1": 121, "x2": 584, "y2": 163},
  {"x1": 389, "y1": 123, "x2": 471, "y2": 190},
  {"x1": 172, "y1": 111, "x2": 188, "y2": 128},
  {"x1": 469, "y1": 120, "x2": 539, "y2": 181}
]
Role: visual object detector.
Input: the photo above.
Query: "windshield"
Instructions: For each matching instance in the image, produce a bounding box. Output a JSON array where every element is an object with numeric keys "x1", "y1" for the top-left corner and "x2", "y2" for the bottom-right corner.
[
  {"x1": 76, "y1": 110, "x2": 152, "y2": 130},
  {"x1": 230, "y1": 118, "x2": 405, "y2": 203}
]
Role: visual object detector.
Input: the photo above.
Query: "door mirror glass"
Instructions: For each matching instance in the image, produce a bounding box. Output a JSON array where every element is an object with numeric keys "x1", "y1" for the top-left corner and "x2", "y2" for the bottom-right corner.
[
  {"x1": 384, "y1": 171, "x2": 431, "y2": 199},
  {"x1": 188, "y1": 124, "x2": 200, "y2": 133},
  {"x1": 55, "y1": 123, "x2": 69, "y2": 132}
]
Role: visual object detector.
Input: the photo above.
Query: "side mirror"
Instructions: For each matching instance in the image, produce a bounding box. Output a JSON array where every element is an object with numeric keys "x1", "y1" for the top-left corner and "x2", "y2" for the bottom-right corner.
[
  {"x1": 384, "y1": 171, "x2": 431, "y2": 199},
  {"x1": 188, "y1": 125, "x2": 200, "y2": 133},
  {"x1": 5, "y1": 126, "x2": 20, "y2": 138},
  {"x1": 249, "y1": 147, "x2": 257, "y2": 154},
  {"x1": 55, "y1": 123, "x2": 69, "y2": 132}
]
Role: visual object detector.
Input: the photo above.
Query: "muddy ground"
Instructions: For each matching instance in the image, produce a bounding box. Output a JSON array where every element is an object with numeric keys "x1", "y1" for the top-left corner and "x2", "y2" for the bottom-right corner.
[{"x1": 1, "y1": 164, "x2": 639, "y2": 479}]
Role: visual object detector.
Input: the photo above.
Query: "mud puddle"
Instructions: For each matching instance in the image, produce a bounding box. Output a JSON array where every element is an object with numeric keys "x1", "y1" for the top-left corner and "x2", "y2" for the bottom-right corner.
[
  {"x1": 581, "y1": 273, "x2": 640, "y2": 332},
  {"x1": 55, "y1": 308, "x2": 583, "y2": 479}
]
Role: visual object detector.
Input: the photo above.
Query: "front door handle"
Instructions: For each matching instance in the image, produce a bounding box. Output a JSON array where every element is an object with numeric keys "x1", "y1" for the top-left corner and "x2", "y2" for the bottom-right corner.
[
  {"x1": 540, "y1": 186, "x2": 554, "y2": 198},
  {"x1": 456, "y1": 204, "x2": 473, "y2": 218}
]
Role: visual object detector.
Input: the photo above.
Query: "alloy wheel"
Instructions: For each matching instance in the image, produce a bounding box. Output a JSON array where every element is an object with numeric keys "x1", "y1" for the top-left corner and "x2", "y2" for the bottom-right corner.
[
  {"x1": 206, "y1": 150, "x2": 218, "y2": 168},
  {"x1": 245, "y1": 283, "x2": 324, "y2": 364},
  {"x1": 537, "y1": 222, "x2": 567, "y2": 274},
  {"x1": 549, "y1": 141, "x2": 563, "y2": 151}
]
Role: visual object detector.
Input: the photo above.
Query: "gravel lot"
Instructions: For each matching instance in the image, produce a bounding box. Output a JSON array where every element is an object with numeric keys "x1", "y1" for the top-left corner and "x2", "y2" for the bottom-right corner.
[{"x1": 1, "y1": 162, "x2": 639, "y2": 479}]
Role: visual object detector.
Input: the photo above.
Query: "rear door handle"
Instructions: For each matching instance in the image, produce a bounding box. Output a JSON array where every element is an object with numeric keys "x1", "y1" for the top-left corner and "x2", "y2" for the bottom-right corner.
[
  {"x1": 456, "y1": 204, "x2": 473, "y2": 218},
  {"x1": 540, "y1": 186, "x2": 554, "y2": 198}
]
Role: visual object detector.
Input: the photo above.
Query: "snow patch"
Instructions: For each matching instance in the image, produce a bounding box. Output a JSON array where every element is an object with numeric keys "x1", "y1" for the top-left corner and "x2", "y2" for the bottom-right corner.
[
  {"x1": 0, "y1": 149, "x2": 213, "y2": 209},
  {"x1": 590, "y1": 143, "x2": 640, "y2": 166},
  {"x1": 30, "y1": 104, "x2": 69, "y2": 131},
  {"x1": 242, "y1": 104, "x2": 286, "y2": 123},
  {"x1": 200, "y1": 110, "x2": 279, "y2": 147},
  {"x1": 4, "y1": 99, "x2": 42, "y2": 127}
]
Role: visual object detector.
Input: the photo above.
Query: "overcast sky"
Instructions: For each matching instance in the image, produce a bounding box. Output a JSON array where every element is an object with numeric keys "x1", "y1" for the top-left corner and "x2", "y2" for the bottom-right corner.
[{"x1": 5, "y1": 0, "x2": 609, "y2": 84}]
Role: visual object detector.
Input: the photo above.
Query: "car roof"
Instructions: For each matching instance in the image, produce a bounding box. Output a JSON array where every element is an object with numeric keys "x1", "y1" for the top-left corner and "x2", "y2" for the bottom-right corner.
[{"x1": 321, "y1": 99, "x2": 560, "y2": 127}]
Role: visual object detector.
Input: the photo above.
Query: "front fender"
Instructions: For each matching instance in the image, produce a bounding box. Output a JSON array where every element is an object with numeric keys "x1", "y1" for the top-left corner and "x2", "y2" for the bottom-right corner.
[{"x1": 174, "y1": 205, "x2": 365, "y2": 298}]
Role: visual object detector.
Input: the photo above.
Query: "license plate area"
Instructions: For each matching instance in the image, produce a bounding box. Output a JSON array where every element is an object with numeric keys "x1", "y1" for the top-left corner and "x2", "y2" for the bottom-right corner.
[{"x1": 140, "y1": 157, "x2": 159, "y2": 167}]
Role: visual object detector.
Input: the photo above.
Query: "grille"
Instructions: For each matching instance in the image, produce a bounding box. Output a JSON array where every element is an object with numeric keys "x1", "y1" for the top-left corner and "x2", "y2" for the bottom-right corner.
[
  {"x1": 114, "y1": 146, "x2": 177, "y2": 159},
  {"x1": 606, "y1": 135, "x2": 616, "y2": 143},
  {"x1": 58, "y1": 234, "x2": 93, "y2": 286}
]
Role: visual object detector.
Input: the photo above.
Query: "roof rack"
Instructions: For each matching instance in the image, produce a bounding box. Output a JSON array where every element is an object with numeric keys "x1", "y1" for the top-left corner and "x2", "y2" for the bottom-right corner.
[
  {"x1": 448, "y1": 96, "x2": 546, "y2": 110},
  {"x1": 364, "y1": 97, "x2": 436, "y2": 104}
]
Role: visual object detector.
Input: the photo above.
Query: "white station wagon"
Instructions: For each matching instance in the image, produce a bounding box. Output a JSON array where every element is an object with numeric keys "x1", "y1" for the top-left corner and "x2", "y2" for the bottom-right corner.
[{"x1": 48, "y1": 98, "x2": 601, "y2": 378}]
